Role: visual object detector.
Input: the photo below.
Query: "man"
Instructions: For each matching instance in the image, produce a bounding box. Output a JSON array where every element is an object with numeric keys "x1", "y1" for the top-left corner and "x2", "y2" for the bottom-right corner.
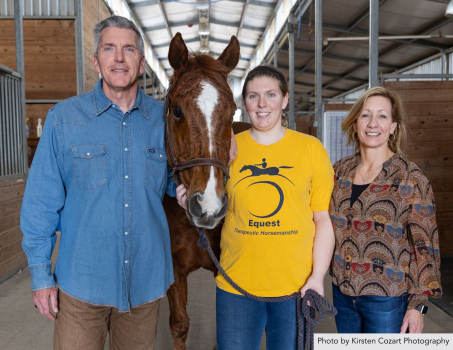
[{"x1": 21, "y1": 16, "x2": 175, "y2": 349}]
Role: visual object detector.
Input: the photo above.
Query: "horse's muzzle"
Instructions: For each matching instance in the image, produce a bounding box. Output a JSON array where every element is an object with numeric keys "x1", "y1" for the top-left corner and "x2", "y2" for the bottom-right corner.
[{"x1": 187, "y1": 192, "x2": 228, "y2": 229}]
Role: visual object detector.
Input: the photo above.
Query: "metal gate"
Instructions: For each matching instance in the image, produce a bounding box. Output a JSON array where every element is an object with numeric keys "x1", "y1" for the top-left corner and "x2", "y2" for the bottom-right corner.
[{"x1": 0, "y1": 64, "x2": 26, "y2": 178}]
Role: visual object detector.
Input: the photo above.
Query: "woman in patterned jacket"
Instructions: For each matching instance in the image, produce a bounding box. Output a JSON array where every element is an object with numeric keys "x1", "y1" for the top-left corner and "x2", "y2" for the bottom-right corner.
[{"x1": 330, "y1": 86, "x2": 442, "y2": 333}]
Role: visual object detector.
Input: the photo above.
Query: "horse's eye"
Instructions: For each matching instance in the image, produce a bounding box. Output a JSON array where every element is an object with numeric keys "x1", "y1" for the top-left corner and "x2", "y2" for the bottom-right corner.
[{"x1": 172, "y1": 106, "x2": 183, "y2": 119}]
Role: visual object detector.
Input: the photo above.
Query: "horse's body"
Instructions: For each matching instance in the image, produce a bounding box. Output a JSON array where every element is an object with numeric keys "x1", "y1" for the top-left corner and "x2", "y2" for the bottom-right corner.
[{"x1": 162, "y1": 33, "x2": 246, "y2": 349}]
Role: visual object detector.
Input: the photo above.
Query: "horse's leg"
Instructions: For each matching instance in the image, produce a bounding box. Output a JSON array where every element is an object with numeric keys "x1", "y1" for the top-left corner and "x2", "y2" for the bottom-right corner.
[{"x1": 168, "y1": 267, "x2": 190, "y2": 350}]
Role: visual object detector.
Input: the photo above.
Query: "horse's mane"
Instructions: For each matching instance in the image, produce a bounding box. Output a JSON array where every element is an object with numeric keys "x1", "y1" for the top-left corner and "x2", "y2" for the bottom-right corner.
[{"x1": 170, "y1": 52, "x2": 235, "y2": 104}]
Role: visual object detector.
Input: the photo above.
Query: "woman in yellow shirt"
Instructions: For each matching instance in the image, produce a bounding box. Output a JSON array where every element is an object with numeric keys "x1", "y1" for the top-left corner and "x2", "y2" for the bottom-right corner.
[{"x1": 178, "y1": 65, "x2": 335, "y2": 350}]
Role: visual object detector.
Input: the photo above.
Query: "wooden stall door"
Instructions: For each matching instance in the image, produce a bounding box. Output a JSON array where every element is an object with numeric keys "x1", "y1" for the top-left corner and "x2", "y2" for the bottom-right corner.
[{"x1": 385, "y1": 81, "x2": 453, "y2": 255}]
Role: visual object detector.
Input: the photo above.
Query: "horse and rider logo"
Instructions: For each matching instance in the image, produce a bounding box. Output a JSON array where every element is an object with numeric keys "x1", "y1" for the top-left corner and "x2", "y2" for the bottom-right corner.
[{"x1": 234, "y1": 158, "x2": 294, "y2": 219}]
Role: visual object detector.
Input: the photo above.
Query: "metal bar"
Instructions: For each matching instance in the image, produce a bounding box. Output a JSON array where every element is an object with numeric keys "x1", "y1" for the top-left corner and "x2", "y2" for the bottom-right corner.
[
  {"x1": 274, "y1": 40, "x2": 278, "y2": 67},
  {"x1": 25, "y1": 99, "x2": 63, "y2": 103},
  {"x1": 5, "y1": 76, "x2": 12, "y2": 176},
  {"x1": 75, "y1": 0, "x2": 84, "y2": 95},
  {"x1": 9, "y1": 77, "x2": 16, "y2": 175},
  {"x1": 288, "y1": 16, "x2": 295, "y2": 130},
  {"x1": 315, "y1": 0, "x2": 323, "y2": 142},
  {"x1": 0, "y1": 15, "x2": 77, "y2": 19},
  {"x1": 382, "y1": 73, "x2": 453, "y2": 79},
  {"x1": 369, "y1": 0, "x2": 379, "y2": 88},
  {"x1": 0, "y1": 64, "x2": 13, "y2": 74},
  {"x1": 0, "y1": 76, "x2": 5, "y2": 176},
  {"x1": 15, "y1": 0, "x2": 28, "y2": 177},
  {"x1": 325, "y1": 98, "x2": 358, "y2": 103},
  {"x1": 327, "y1": 35, "x2": 453, "y2": 41},
  {"x1": 237, "y1": 0, "x2": 250, "y2": 40}
]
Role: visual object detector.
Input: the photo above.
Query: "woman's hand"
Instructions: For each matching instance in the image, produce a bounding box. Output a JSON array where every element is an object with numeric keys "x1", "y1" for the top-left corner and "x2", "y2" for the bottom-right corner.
[
  {"x1": 176, "y1": 184, "x2": 187, "y2": 210},
  {"x1": 300, "y1": 273, "x2": 324, "y2": 299},
  {"x1": 400, "y1": 309, "x2": 424, "y2": 333},
  {"x1": 229, "y1": 129, "x2": 238, "y2": 165}
]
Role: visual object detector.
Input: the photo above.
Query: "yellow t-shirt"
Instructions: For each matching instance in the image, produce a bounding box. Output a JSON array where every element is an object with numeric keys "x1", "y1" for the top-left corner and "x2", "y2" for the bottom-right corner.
[{"x1": 215, "y1": 129, "x2": 334, "y2": 297}]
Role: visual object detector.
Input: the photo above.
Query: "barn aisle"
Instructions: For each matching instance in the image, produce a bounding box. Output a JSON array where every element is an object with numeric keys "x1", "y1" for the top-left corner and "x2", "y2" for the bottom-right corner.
[{"x1": 0, "y1": 232, "x2": 451, "y2": 350}]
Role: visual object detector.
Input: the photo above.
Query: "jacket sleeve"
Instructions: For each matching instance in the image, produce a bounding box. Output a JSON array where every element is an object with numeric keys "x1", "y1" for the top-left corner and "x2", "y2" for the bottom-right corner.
[
  {"x1": 21, "y1": 109, "x2": 65, "y2": 291},
  {"x1": 165, "y1": 164, "x2": 177, "y2": 197},
  {"x1": 406, "y1": 169, "x2": 442, "y2": 309}
]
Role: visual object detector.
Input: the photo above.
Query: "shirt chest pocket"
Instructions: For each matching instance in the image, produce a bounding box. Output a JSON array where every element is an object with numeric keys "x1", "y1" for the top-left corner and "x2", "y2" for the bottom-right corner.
[
  {"x1": 145, "y1": 147, "x2": 167, "y2": 193},
  {"x1": 72, "y1": 144, "x2": 107, "y2": 190}
]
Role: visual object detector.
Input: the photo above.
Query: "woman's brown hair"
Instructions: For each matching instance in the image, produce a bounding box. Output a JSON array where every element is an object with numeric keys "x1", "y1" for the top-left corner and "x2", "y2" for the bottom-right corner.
[{"x1": 242, "y1": 65, "x2": 289, "y2": 127}]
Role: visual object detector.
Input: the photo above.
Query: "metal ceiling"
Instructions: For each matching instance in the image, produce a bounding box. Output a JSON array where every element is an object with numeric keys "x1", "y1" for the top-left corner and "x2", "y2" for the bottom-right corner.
[
  {"x1": 129, "y1": 0, "x2": 453, "y2": 110},
  {"x1": 127, "y1": 0, "x2": 277, "y2": 78}
]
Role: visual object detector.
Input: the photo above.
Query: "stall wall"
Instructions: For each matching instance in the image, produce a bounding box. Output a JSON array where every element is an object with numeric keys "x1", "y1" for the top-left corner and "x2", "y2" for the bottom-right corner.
[
  {"x1": 83, "y1": 0, "x2": 112, "y2": 92},
  {"x1": 0, "y1": 19, "x2": 77, "y2": 137},
  {"x1": 385, "y1": 81, "x2": 453, "y2": 255},
  {"x1": 0, "y1": 178, "x2": 27, "y2": 281}
]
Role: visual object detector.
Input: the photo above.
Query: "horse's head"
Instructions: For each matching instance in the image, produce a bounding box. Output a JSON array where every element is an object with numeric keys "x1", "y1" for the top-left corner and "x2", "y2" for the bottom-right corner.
[
  {"x1": 239, "y1": 165, "x2": 247, "y2": 173},
  {"x1": 166, "y1": 32, "x2": 240, "y2": 229}
]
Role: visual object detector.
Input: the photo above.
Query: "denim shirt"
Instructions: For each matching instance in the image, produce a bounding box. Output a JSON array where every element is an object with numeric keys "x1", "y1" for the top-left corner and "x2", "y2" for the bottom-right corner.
[{"x1": 21, "y1": 80, "x2": 176, "y2": 311}]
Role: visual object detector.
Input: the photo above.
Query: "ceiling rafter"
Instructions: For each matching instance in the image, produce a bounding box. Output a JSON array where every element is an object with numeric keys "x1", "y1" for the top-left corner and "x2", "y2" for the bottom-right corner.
[
  {"x1": 280, "y1": 48, "x2": 398, "y2": 69},
  {"x1": 317, "y1": 16, "x2": 453, "y2": 95},
  {"x1": 143, "y1": 18, "x2": 264, "y2": 32},
  {"x1": 130, "y1": 0, "x2": 276, "y2": 8}
]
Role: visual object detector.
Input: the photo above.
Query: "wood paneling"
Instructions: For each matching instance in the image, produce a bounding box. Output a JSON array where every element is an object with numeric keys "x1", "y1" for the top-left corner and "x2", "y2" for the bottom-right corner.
[
  {"x1": 83, "y1": 0, "x2": 112, "y2": 92},
  {"x1": 385, "y1": 81, "x2": 453, "y2": 91},
  {"x1": 407, "y1": 116, "x2": 453, "y2": 130},
  {"x1": 0, "y1": 178, "x2": 26, "y2": 280},
  {"x1": 0, "y1": 252, "x2": 27, "y2": 279},
  {"x1": 0, "y1": 227, "x2": 23, "y2": 249},
  {"x1": 0, "y1": 20, "x2": 77, "y2": 100},
  {"x1": 385, "y1": 81, "x2": 453, "y2": 256},
  {"x1": 0, "y1": 184, "x2": 25, "y2": 204}
]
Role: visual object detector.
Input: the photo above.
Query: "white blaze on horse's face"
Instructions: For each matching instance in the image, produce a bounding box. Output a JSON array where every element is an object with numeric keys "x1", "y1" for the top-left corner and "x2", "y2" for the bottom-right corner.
[{"x1": 196, "y1": 81, "x2": 222, "y2": 216}]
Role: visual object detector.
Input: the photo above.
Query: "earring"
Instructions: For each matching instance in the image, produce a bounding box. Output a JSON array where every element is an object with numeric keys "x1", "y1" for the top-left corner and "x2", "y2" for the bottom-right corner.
[
  {"x1": 389, "y1": 133, "x2": 396, "y2": 142},
  {"x1": 352, "y1": 132, "x2": 358, "y2": 141}
]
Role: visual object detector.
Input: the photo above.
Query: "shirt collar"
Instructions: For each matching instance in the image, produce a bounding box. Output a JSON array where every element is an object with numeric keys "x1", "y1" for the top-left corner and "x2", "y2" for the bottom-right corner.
[{"x1": 93, "y1": 79, "x2": 149, "y2": 119}]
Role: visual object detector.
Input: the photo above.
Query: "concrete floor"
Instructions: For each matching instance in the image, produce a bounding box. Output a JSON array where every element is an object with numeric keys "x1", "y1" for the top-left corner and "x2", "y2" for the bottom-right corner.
[{"x1": 0, "y1": 234, "x2": 452, "y2": 350}]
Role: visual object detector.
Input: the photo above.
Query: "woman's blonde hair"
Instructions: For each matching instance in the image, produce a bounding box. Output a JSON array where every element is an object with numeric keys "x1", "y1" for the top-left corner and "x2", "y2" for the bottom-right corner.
[{"x1": 342, "y1": 86, "x2": 409, "y2": 154}]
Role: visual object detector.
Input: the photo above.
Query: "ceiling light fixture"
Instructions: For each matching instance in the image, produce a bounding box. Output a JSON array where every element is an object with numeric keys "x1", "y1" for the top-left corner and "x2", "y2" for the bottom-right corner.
[{"x1": 446, "y1": 0, "x2": 453, "y2": 17}]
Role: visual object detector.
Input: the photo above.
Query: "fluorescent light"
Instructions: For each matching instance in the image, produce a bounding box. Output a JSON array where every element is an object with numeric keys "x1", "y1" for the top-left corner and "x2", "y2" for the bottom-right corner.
[{"x1": 446, "y1": 0, "x2": 453, "y2": 18}]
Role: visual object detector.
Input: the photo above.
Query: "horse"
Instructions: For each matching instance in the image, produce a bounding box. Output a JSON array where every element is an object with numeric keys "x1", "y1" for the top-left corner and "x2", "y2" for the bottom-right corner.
[{"x1": 162, "y1": 32, "x2": 243, "y2": 350}]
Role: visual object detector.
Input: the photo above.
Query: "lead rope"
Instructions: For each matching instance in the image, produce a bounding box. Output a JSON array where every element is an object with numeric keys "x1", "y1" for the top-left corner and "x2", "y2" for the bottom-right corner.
[{"x1": 196, "y1": 227, "x2": 337, "y2": 350}]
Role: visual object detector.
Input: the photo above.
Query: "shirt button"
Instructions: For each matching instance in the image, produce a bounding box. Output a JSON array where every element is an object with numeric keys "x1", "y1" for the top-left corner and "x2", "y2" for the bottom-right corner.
[
  {"x1": 125, "y1": 175, "x2": 128, "y2": 179},
  {"x1": 125, "y1": 232, "x2": 128, "y2": 235},
  {"x1": 125, "y1": 204, "x2": 129, "y2": 207},
  {"x1": 125, "y1": 260, "x2": 128, "y2": 264},
  {"x1": 123, "y1": 122, "x2": 126, "y2": 125},
  {"x1": 124, "y1": 148, "x2": 128, "y2": 151},
  {"x1": 160, "y1": 154, "x2": 162, "y2": 158},
  {"x1": 112, "y1": 104, "x2": 116, "y2": 108},
  {"x1": 87, "y1": 153, "x2": 90, "y2": 156}
]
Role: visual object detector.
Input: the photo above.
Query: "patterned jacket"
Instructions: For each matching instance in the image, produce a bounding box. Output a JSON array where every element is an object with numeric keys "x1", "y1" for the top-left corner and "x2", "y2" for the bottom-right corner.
[{"x1": 329, "y1": 153, "x2": 442, "y2": 309}]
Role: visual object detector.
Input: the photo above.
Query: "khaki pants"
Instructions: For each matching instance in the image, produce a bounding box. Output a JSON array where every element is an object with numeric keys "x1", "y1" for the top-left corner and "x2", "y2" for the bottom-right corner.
[{"x1": 54, "y1": 290, "x2": 160, "y2": 350}]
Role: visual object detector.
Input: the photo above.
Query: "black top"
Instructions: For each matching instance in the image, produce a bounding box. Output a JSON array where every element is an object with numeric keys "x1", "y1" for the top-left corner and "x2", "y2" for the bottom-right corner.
[{"x1": 350, "y1": 183, "x2": 370, "y2": 207}]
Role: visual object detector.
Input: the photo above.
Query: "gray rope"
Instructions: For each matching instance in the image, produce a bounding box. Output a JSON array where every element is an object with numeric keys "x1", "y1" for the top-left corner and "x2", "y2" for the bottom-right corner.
[{"x1": 196, "y1": 227, "x2": 337, "y2": 350}]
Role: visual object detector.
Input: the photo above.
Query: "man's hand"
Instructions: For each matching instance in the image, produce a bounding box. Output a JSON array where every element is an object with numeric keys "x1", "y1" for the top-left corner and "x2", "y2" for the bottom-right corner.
[
  {"x1": 400, "y1": 309, "x2": 424, "y2": 333},
  {"x1": 33, "y1": 287, "x2": 58, "y2": 321},
  {"x1": 176, "y1": 184, "x2": 187, "y2": 210},
  {"x1": 228, "y1": 129, "x2": 238, "y2": 165}
]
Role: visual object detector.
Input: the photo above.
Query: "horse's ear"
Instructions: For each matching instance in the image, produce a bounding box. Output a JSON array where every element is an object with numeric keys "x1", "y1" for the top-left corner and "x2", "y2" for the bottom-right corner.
[
  {"x1": 168, "y1": 32, "x2": 189, "y2": 70},
  {"x1": 217, "y1": 36, "x2": 240, "y2": 73}
]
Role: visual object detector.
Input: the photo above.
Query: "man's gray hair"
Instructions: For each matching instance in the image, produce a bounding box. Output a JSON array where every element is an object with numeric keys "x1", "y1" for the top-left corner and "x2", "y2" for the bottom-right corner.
[{"x1": 94, "y1": 16, "x2": 145, "y2": 56}]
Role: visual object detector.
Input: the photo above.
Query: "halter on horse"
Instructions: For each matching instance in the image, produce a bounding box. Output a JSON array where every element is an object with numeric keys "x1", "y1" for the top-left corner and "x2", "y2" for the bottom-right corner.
[
  {"x1": 165, "y1": 32, "x2": 239, "y2": 230},
  {"x1": 162, "y1": 32, "x2": 240, "y2": 350}
]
